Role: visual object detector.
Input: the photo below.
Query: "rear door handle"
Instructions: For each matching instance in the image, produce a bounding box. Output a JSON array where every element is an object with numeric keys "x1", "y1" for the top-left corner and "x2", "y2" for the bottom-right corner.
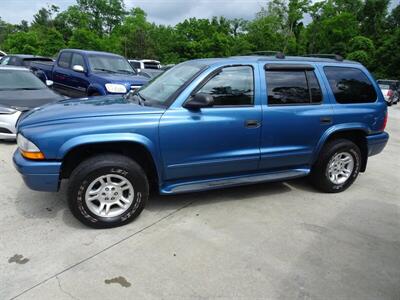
[
  {"x1": 245, "y1": 120, "x2": 261, "y2": 128},
  {"x1": 320, "y1": 117, "x2": 332, "y2": 125}
]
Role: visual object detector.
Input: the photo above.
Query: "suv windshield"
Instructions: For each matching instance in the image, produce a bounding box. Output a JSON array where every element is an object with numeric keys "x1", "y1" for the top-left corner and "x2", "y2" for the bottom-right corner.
[
  {"x1": 0, "y1": 69, "x2": 47, "y2": 90},
  {"x1": 89, "y1": 55, "x2": 136, "y2": 74},
  {"x1": 138, "y1": 62, "x2": 206, "y2": 106}
]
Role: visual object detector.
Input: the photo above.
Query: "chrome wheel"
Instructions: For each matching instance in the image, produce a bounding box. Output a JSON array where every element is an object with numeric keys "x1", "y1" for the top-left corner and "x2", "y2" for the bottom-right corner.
[
  {"x1": 85, "y1": 174, "x2": 134, "y2": 218},
  {"x1": 327, "y1": 152, "x2": 354, "y2": 185}
]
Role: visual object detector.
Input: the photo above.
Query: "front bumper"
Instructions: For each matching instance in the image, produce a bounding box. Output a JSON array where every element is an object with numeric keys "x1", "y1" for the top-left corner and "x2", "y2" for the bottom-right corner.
[
  {"x1": 13, "y1": 150, "x2": 62, "y2": 192},
  {"x1": 367, "y1": 132, "x2": 389, "y2": 157}
]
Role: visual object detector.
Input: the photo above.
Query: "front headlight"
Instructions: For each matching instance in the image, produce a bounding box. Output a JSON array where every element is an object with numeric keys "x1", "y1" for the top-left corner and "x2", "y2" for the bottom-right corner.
[
  {"x1": 17, "y1": 134, "x2": 45, "y2": 160},
  {"x1": 105, "y1": 83, "x2": 127, "y2": 94}
]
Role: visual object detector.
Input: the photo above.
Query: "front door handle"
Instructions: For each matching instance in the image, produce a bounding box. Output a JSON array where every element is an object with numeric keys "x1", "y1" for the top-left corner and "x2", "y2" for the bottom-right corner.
[
  {"x1": 320, "y1": 117, "x2": 332, "y2": 125},
  {"x1": 245, "y1": 120, "x2": 261, "y2": 128}
]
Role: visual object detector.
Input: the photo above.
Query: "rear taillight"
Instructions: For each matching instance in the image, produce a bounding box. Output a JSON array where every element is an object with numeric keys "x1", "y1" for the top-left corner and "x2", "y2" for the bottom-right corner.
[
  {"x1": 387, "y1": 89, "x2": 394, "y2": 97},
  {"x1": 381, "y1": 111, "x2": 388, "y2": 131}
]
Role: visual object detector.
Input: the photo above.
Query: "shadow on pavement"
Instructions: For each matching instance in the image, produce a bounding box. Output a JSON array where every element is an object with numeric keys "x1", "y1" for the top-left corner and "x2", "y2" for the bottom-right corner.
[{"x1": 14, "y1": 177, "x2": 317, "y2": 228}]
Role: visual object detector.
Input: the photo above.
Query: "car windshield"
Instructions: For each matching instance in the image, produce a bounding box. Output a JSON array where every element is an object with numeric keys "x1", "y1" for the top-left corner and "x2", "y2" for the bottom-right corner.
[
  {"x1": 89, "y1": 55, "x2": 136, "y2": 74},
  {"x1": 0, "y1": 69, "x2": 47, "y2": 90},
  {"x1": 138, "y1": 62, "x2": 206, "y2": 106}
]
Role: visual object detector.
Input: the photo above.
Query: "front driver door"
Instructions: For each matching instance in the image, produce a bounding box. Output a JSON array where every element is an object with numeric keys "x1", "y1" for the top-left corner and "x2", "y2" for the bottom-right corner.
[{"x1": 159, "y1": 65, "x2": 262, "y2": 181}]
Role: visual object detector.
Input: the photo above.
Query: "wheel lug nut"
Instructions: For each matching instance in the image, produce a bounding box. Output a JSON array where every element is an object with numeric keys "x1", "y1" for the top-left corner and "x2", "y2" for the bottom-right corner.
[{"x1": 114, "y1": 192, "x2": 118, "y2": 195}]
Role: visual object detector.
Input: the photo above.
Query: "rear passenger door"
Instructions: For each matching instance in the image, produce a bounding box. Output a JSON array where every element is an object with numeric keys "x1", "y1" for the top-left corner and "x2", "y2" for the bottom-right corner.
[{"x1": 259, "y1": 63, "x2": 333, "y2": 171}]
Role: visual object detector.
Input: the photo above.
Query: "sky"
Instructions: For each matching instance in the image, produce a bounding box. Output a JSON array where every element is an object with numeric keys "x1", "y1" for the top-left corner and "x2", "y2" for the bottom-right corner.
[{"x1": 0, "y1": 0, "x2": 267, "y2": 25}]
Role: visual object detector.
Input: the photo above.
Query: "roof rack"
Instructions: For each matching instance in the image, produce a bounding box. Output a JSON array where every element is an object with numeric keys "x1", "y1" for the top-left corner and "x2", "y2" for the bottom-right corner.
[
  {"x1": 245, "y1": 51, "x2": 285, "y2": 59},
  {"x1": 304, "y1": 54, "x2": 343, "y2": 61}
]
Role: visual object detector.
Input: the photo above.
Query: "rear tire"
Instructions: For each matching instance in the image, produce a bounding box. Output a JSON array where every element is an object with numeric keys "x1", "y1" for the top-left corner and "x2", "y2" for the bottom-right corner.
[
  {"x1": 311, "y1": 139, "x2": 361, "y2": 193},
  {"x1": 68, "y1": 154, "x2": 149, "y2": 228}
]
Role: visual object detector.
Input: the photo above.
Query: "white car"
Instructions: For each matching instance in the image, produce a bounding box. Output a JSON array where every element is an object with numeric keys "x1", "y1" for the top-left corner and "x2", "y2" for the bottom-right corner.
[
  {"x1": 0, "y1": 66, "x2": 64, "y2": 140},
  {"x1": 0, "y1": 50, "x2": 6, "y2": 60},
  {"x1": 128, "y1": 59, "x2": 161, "y2": 72},
  {"x1": 377, "y1": 79, "x2": 399, "y2": 105}
]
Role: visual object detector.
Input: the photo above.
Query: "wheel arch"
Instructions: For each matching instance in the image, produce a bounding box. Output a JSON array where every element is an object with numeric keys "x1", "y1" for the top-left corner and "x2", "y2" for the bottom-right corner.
[
  {"x1": 87, "y1": 83, "x2": 105, "y2": 96},
  {"x1": 314, "y1": 126, "x2": 369, "y2": 172},
  {"x1": 59, "y1": 134, "x2": 162, "y2": 189}
]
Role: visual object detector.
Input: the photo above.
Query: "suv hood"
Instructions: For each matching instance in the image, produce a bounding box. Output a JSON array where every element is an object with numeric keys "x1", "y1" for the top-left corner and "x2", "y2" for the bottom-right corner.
[{"x1": 18, "y1": 95, "x2": 165, "y2": 127}]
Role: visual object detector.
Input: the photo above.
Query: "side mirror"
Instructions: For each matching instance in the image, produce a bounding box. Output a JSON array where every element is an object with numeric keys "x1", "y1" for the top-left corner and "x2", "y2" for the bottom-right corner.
[
  {"x1": 184, "y1": 93, "x2": 214, "y2": 110},
  {"x1": 46, "y1": 80, "x2": 54, "y2": 87},
  {"x1": 72, "y1": 65, "x2": 85, "y2": 73}
]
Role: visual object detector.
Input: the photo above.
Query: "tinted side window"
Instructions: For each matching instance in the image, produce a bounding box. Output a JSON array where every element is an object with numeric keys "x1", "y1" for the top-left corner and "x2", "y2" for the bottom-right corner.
[
  {"x1": 268, "y1": 71, "x2": 308, "y2": 105},
  {"x1": 198, "y1": 66, "x2": 254, "y2": 106},
  {"x1": 58, "y1": 52, "x2": 72, "y2": 68},
  {"x1": 71, "y1": 54, "x2": 85, "y2": 70},
  {"x1": 324, "y1": 67, "x2": 377, "y2": 104},
  {"x1": 9, "y1": 57, "x2": 18, "y2": 65}
]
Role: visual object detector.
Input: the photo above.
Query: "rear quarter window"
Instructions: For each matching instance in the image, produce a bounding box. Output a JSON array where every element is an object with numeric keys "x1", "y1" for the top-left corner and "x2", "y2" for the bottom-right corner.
[{"x1": 324, "y1": 66, "x2": 377, "y2": 104}]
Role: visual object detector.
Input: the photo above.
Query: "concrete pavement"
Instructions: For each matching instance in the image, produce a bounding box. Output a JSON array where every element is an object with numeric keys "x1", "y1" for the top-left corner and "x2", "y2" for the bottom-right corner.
[{"x1": 1, "y1": 106, "x2": 399, "y2": 300}]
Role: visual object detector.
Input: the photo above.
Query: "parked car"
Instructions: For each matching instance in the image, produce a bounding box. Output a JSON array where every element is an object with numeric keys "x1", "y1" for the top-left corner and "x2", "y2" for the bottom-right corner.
[
  {"x1": 14, "y1": 55, "x2": 389, "y2": 228},
  {"x1": 0, "y1": 66, "x2": 63, "y2": 140},
  {"x1": 139, "y1": 68, "x2": 164, "y2": 79},
  {"x1": 31, "y1": 49, "x2": 149, "y2": 98},
  {"x1": 0, "y1": 54, "x2": 54, "y2": 68},
  {"x1": 377, "y1": 79, "x2": 399, "y2": 105},
  {"x1": 0, "y1": 50, "x2": 6, "y2": 58},
  {"x1": 128, "y1": 59, "x2": 161, "y2": 72}
]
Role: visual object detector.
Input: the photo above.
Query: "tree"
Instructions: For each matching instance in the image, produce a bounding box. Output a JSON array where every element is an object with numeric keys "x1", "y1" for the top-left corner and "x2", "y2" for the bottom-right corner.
[
  {"x1": 360, "y1": 0, "x2": 390, "y2": 41},
  {"x1": 31, "y1": 5, "x2": 59, "y2": 29},
  {"x1": 375, "y1": 28, "x2": 400, "y2": 78},
  {"x1": 76, "y1": 0, "x2": 125, "y2": 35}
]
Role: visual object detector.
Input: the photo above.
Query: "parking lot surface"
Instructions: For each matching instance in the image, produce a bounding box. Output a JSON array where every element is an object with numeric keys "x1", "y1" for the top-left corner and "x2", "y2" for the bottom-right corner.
[{"x1": 1, "y1": 107, "x2": 399, "y2": 300}]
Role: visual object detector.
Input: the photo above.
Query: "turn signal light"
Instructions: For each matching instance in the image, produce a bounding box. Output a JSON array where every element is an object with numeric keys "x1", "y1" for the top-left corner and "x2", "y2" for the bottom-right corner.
[{"x1": 20, "y1": 150, "x2": 45, "y2": 160}]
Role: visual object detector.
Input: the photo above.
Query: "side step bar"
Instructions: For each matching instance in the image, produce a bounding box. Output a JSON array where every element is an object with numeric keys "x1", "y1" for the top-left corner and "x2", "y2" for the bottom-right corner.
[{"x1": 160, "y1": 168, "x2": 310, "y2": 194}]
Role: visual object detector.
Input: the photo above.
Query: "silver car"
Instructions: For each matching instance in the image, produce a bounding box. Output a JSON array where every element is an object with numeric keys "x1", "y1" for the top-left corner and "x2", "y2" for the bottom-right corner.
[
  {"x1": 0, "y1": 105, "x2": 21, "y2": 140},
  {"x1": 0, "y1": 66, "x2": 64, "y2": 140}
]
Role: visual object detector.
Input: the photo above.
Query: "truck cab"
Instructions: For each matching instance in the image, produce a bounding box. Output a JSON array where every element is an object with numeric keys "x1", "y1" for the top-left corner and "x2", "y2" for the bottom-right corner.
[{"x1": 31, "y1": 49, "x2": 149, "y2": 97}]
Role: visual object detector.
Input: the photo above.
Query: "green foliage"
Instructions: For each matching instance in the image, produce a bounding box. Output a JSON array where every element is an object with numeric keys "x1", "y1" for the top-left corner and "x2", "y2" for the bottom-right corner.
[
  {"x1": 0, "y1": 0, "x2": 399, "y2": 79},
  {"x1": 68, "y1": 28, "x2": 106, "y2": 51}
]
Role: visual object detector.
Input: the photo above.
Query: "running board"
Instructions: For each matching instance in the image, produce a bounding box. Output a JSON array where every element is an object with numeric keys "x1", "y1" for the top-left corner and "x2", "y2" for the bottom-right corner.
[{"x1": 160, "y1": 168, "x2": 310, "y2": 194}]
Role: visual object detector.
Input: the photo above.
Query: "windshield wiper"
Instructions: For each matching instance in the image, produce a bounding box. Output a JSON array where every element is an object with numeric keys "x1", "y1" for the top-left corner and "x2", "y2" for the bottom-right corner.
[{"x1": 94, "y1": 68, "x2": 118, "y2": 73}]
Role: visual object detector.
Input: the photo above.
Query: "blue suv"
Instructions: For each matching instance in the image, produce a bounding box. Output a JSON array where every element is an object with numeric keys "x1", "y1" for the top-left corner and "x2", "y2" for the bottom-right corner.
[{"x1": 14, "y1": 55, "x2": 389, "y2": 228}]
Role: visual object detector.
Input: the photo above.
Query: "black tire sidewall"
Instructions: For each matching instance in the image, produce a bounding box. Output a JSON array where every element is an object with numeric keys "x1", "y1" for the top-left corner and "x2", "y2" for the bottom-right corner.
[
  {"x1": 69, "y1": 159, "x2": 148, "y2": 228},
  {"x1": 313, "y1": 140, "x2": 361, "y2": 193}
]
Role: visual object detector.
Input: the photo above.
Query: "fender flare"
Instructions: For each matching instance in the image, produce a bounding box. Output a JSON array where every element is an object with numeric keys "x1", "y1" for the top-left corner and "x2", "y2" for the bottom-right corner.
[
  {"x1": 58, "y1": 133, "x2": 162, "y2": 182},
  {"x1": 313, "y1": 123, "x2": 370, "y2": 163}
]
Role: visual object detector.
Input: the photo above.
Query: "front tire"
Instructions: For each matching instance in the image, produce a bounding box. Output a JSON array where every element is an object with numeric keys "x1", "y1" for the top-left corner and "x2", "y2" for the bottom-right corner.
[
  {"x1": 68, "y1": 154, "x2": 149, "y2": 228},
  {"x1": 311, "y1": 139, "x2": 361, "y2": 193}
]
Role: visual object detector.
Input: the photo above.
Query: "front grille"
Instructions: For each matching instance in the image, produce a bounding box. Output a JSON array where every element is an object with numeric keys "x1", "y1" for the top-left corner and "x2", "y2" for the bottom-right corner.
[{"x1": 0, "y1": 128, "x2": 12, "y2": 134}]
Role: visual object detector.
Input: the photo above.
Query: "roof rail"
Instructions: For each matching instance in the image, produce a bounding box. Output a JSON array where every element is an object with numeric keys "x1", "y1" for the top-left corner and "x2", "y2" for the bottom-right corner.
[
  {"x1": 245, "y1": 51, "x2": 285, "y2": 59},
  {"x1": 304, "y1": 54, "x2": 343, "y2": 61}
]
